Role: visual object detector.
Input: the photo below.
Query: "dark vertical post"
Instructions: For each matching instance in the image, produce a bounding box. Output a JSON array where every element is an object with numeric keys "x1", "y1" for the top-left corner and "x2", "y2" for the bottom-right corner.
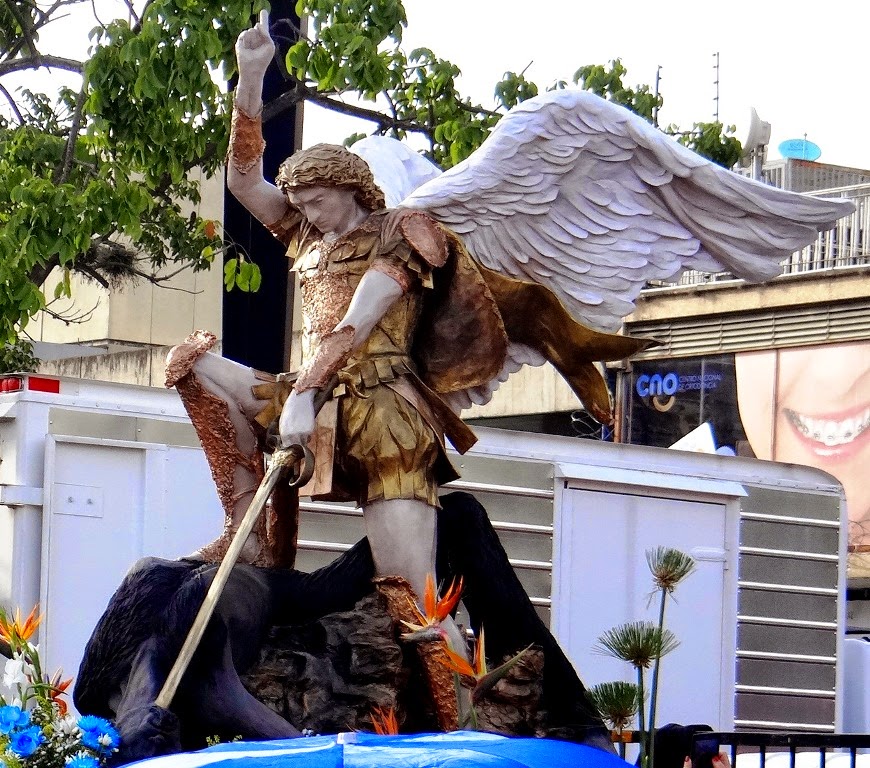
[{"x1": 222, "y1": 0, "x2": 299, "y2": 373}]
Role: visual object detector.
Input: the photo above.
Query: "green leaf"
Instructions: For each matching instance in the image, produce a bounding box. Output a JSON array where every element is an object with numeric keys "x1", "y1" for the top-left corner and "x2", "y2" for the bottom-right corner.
[
  {"x1": 224, "y1": 258, "x2": 238, "y2": 290},
  {"x1": 248, "y1": 263, "x2": 262, "y2": 292},
  {"x1": 236, "y1": 259, "x2": 252, "y2": 291}
]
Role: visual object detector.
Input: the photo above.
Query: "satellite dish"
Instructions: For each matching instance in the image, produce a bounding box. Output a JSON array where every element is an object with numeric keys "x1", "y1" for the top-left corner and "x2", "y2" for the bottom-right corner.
[
  {"x1": 738, "y1": 108, "x2": 771, "y2": 171},
  {"x1": 779, "y1": 138, "x2": 822, "y2": 162},
  {"x1": 742, "y1": 108, "x2": 772, "y2": 156}
]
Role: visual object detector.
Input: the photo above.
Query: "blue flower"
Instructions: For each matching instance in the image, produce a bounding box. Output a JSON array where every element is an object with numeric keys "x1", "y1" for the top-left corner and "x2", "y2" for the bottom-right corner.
[
  {"x1": 65, "y1": 754, "x2": 100, "y2": 768},
  {"x1": 0, "y1": 705, "x2": 30, "y2": 735},
  {"x1": 77, "y1": 715, "x2": 120, "y2": 754},
  {"x1": 76, "y1": 715, "x2": 110, "y2": 735},
  {"x1": 8, "y1": 724, "x2": 44, "y2": 757}
]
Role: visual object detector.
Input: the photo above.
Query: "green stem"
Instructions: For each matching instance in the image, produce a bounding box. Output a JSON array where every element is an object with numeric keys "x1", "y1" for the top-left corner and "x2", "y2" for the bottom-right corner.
[
  {"x1": 468, "y1": 701, "x2": 479, "y2": 730},
  {"x1": 648, "y1": 588, "x2": 668, "y2": 768},
  {"x1": 453, "y1": 671, "x2": 473, "y2": 729},
  {"x1": 636, "y1": 665, "x2": 647, "y2": 768}
]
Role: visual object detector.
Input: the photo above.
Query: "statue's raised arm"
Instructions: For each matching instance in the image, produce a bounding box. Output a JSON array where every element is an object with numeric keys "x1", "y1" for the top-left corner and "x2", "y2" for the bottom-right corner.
[{"x1": 226, "y1": 10, "x2": 288, "y2": 227}]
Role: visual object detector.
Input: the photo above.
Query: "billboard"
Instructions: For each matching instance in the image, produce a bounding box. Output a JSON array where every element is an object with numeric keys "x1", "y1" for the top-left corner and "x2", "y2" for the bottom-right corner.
[
  {"x1": 628, "y1": 343, "x2": 869, "y2": 574},
  {"x1": 736, "y1": 342, "x2": 870, "y2": 574}
]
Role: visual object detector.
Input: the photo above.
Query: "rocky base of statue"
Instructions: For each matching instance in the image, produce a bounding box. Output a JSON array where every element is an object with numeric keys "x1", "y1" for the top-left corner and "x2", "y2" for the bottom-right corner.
[
  {"x1": 475, "y1": 648, "x2": 545, "y2": 736},
  {"x1": 240, "y1": 591, "x2": 547, "y2": 737},
  {"x1": 240, "y1": 592, "x2": 405, "y2": 733}
]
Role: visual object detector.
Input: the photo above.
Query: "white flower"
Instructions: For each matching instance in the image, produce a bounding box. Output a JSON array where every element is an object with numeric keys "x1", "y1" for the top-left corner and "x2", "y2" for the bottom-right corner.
[
  {"x1": 2, "y1": 656, "x2": 25, "y2": 690},
  {"x1": 57, "y1": 714, "x2": 80, "y2": 736}
]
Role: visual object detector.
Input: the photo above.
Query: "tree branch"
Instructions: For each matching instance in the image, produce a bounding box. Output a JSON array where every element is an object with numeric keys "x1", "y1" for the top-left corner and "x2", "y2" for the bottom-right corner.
[
  {"x1": 0, "y1": 82, "x2": 24, "y2": 124},
  {"x1": 126, "y1": 266, "x2": 205, "y2": 293},
  {"x1": 53, "y1": 85, "x2": 87, "y2": 184},
  {"x1": 264, "y1": 81, "x2": 433, "y2": 138},
  {"x1": 0, "y1": 55, "x2": 84, "y2": 78},
  {"x1": 151, "y1": 140, "x2": 219, "y2": 197},
  {"x1": 1, "y1": 0, "x2": 39, "y2": 58},
  {"x1": 1, "y1": 1, "x2": 84, "y2": 62},
  {"x1": 130, "y1": 0, "x2": 157, "y2": 34},
  {"x1": 456, "y1": 99, "x2": 501, "y2": 119},
  {"x1": 75, "y1": 263, "x2": 111, "y2": 289},
  {"x1": 426, "y1": 99, "x2": 436, "y2": 157},
  {"x1": 88, "y1": 0, "x2": 111, "y2": 29},
  {"x1": 33, "y1": 0, "x2": 86, "y2": 28},
  {"x1": 28, "y1": 255, "x2": 61, "y2": 289},
  {"x1": 41, "y1": 300, "x2": 98, "y2": 325},
  {"x1": 120, "y1": 0, "x2": 141, "y2": 25}
]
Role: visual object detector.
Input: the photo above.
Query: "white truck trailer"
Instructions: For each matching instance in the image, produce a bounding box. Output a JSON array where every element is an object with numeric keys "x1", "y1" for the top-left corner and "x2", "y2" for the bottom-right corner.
[{"x1": 0, "y1": 373, "x2": 848, "y2": 734}]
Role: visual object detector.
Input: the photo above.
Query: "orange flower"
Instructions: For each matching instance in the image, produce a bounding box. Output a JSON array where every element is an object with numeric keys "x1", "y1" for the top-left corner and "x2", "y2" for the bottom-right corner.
[
  {"x1": 0, "y1": 605, "x2": 42, "y2": 645},
  {"x1": 442, "y1": 626, "x2": 487, "y2": 680},
  {"x1": 370, "y1": 705, "x2": 399, "y2": 735},
  {"x1": 48, "y1": 673, "x2": 73, "y2": 716},
  {"x1": 401, "y1": 574, "x2": 463, "y2": 637},
  {"x1": 439, "y1": 627, "x2": 531, "y2": 705}
]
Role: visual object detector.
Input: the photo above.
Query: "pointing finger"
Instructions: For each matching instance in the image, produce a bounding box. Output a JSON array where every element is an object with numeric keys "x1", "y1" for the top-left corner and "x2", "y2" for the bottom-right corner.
[{"x1": 258, "y1": 8, "x2": 269, "y2": 30}]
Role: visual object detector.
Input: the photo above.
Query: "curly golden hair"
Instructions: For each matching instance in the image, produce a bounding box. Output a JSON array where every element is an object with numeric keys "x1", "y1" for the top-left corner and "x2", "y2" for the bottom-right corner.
[{"x1": 275, "y1": 144, "x2": 386, "y2": 212}]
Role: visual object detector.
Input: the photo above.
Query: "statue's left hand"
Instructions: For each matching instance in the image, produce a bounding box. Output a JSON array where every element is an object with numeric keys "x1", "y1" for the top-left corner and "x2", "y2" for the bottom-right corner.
[{"x1": 279, "y1": 388, "x2": 316, "y2": 448}]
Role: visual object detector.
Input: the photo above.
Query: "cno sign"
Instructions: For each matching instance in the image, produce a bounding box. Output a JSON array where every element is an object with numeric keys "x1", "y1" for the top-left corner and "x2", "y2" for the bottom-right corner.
[{"x1": 636, "y1": 372, "x2": 680, "y2": 397}]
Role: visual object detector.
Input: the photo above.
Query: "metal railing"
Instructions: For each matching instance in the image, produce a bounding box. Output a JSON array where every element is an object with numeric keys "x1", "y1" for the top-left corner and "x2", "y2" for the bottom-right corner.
[
  {"x1": 613, "y1": 730, "x2": 870, "y2": 766},
  {"x1": 690, "y1": 733, "x2": 870, "y2": 768},
  {"x1": 648, "y1": 184, "x2": 870, "y2": 289},
  {"x1": 736, "y1": 160, "x2": 870, "y2": 194}
]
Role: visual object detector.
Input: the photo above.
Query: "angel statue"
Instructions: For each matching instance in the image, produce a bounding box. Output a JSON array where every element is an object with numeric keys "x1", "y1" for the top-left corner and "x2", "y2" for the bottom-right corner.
[{"x1": 165, "y1": 4, "x2": 852, "y2": 702}]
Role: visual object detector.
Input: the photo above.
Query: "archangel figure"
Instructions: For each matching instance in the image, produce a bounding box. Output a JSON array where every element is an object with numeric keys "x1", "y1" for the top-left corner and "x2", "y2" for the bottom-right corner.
[{"x1": 165, "y1": 10, "x2": 852, "y2": 641}]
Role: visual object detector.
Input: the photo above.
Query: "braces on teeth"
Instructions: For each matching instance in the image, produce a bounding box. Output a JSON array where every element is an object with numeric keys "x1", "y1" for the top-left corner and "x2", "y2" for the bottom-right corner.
[{"x1": 785, "y1": 407, "x2": 870, "y2": 447}]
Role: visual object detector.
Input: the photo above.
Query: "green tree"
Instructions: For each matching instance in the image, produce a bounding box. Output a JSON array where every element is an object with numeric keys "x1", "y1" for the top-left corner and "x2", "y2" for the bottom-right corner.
[
  {"x1": 676, "y1": 120, "x2": 743, "y2": 170},
  {"x1": 287, "y1": 11, "x2": 739, "y2": 170},
  {"x1": 0, "y1": 0, "x2": 741, "y2": 352},
  {"x1": 572, "y1": 59, "x2": 662, "y2": 123},
  {"x1": 0, "y1": 0, "x2": 246, "y2": 347}
]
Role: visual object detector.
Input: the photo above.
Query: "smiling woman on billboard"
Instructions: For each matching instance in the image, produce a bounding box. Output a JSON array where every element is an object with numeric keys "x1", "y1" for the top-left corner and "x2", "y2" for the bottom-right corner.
[{"x1": 736, "y1": 341, "x2": 870, "y2": 575}]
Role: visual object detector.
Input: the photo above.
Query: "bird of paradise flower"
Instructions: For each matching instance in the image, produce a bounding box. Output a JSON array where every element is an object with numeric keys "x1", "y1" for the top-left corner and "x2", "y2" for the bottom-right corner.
[
  {"x1": 399, "y1": 574, "x2": 463, "y2": 647},
  {"x1": 0, "y1": 605, "x2": 72, "y2": 714},
  {"x1": 369, "y1": 705, "x2": 400, "y2": 735},
  {"x1": 0, "y1": 605, "x2": 41, "y2": 646},
  {"x1": 440, "y1": 627, "x2": 531, "y2": 729}
]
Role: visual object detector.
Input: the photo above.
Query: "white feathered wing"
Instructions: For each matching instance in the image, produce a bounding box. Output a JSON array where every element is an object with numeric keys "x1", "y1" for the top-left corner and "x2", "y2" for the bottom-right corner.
[
  {"x1": 349, "y1": 92, "x2": 854, "y2": 416},
  {"x1": 400, "y1": 89, "x2": 854, "y2": 335}
]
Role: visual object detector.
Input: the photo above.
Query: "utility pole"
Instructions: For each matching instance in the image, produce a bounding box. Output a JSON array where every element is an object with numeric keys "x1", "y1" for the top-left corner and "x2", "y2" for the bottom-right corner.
[
  {"x1": 223, "y1": 0, "x2": 301, "y2": 373},
  {"x1": 654, "y1": 65, "x2": 662, "y2": 127},
  {"x1": 713, "y1": 52, "x2": 720, "y2": 122}
]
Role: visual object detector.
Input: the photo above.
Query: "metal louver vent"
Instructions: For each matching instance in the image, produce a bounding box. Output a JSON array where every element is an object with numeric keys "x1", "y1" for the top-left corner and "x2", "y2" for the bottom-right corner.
[
  {"x1": 734, "y1": 487, "x2": 841, "y2": 732},
  {"x1": 627, "y1": 301, "x2": 870, "y2": 360}
]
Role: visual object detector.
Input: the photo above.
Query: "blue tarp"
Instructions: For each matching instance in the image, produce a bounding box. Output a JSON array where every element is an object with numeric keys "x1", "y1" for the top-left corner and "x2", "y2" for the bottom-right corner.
[{"x1": 128, "y1": 731, "x2": 631, "y2": 768}]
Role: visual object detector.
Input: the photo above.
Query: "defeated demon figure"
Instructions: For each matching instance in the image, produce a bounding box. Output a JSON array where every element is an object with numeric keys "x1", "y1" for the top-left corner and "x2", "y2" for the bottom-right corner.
[{"x1": 74, "y1": 493, "x2": 612, "y2": 764}]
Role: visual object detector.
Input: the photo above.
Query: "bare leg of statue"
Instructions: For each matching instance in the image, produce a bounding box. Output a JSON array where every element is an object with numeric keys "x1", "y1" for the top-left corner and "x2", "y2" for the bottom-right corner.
[
  {"x1": 364, "y1": 498, "x2": 468, "y2": 655},
  {"x1": 165, "y1": 333, "x2": 280, "y2": 566}
]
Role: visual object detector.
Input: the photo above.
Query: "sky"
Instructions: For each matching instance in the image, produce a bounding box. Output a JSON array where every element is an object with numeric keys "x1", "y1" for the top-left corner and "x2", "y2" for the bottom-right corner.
[
  {"x1": 304, "y1": 0, "x2": 870, "y2": 171},
  {"x1": 18, "y1": 0, "x2": 870, "y2": 171}
]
